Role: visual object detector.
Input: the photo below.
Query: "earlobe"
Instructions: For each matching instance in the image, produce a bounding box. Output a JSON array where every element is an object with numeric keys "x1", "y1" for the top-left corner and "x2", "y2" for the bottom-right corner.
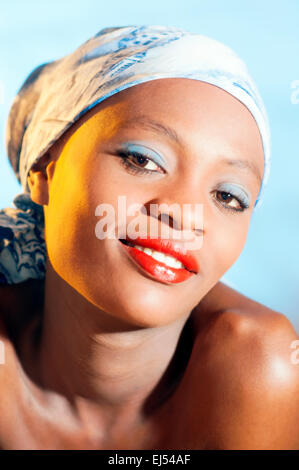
[
  {"x1": 27, "y1": 169, "x2": 49, "y2": 206},
  {"x1": 46, "y1": 161, "x2": 56, "y2": 182},
  {"x1": 27, "y1": 152, "x2": 57, "y2": 206},
  {"x1": 27, "y1": 166, "x2": 55, "y2": 208}
]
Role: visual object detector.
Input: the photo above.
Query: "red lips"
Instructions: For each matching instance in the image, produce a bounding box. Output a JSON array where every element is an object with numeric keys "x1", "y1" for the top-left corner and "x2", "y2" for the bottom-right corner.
[{"x1": 119, "y1": 236, "x2": 199, "y2": 284}]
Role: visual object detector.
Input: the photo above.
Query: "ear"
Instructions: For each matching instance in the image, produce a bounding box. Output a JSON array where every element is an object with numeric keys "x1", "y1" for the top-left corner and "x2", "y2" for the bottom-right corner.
[{"x1": 27, "y1": 155, "x2": 56, "y2": 206}]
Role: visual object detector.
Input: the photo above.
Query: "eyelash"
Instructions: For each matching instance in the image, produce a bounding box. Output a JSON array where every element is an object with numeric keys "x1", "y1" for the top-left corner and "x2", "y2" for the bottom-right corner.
[
  {"x1": 117, "y1": 150, "x2": 165, "y2": 175},
  {"x1": 116, "y1": 150, "x2": 249, "y2": 213},
  {"x1": 212, "y1": 191, "x2": 249, "y2": 213}
]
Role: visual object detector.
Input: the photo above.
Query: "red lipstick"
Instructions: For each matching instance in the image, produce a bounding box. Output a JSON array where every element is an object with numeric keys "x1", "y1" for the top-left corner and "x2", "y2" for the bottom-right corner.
[{"x1": 119, "y1": 236, "x2": 199, "y2": 284}]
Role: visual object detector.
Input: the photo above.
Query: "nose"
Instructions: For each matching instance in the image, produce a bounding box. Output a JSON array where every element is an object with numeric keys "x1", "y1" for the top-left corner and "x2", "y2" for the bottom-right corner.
[
  {"x1": 158, "y1": 203, "x2": 203, "y2": 235},
  {"x1": 144, "y1": 195, "x2": 204, "y2": 241}
]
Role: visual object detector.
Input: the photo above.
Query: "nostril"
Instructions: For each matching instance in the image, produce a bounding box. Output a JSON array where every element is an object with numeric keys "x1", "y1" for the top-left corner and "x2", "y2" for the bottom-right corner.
[{"x1": 119, "y1": 239, "x2": 134, "y2": 247}]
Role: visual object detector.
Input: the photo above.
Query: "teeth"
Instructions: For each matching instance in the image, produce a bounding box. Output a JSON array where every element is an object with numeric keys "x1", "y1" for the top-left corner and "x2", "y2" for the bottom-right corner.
[
  {"x1": 133, "y1": 244, "x2": 185, "y2": 269},
  {"x1": 151, "y1": 251, "x2": 165, "y2": 263}
]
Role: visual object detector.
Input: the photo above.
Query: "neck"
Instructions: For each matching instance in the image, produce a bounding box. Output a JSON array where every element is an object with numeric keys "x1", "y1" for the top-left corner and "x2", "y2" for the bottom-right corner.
[{"x1": 33, "y1": 260, "x2": 193, "y2": 422}]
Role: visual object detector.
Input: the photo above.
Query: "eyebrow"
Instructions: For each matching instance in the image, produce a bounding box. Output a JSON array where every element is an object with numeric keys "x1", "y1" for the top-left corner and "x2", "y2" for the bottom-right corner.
[
  {"x1": 120, "y1": 115, "x2": 182, "y2": 147},
  {"x1": 119, "y1": 115, "x2": 263, "y2": 184},
  {"x1": 219, "y1": 159, "x2": 262, "y2": 184}
]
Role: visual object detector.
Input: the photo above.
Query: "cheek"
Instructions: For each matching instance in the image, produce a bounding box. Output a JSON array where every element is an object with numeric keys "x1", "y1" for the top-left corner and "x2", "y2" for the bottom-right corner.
[
  {"x1": 203, "y1": 213, "x2": 250, "y2": 281},
  {"x1": 43, "y1": 160, "x2": 160, "y2": 313}
]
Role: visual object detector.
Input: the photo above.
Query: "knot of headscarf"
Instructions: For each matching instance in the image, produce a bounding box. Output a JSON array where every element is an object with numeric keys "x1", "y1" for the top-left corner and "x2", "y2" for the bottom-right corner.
[
  {"x1": 0, "y1": 24, "x2": 271, "y2": 284},
  {"x1": 0, "y1": 193, "x2": 46, "y2": 284}
]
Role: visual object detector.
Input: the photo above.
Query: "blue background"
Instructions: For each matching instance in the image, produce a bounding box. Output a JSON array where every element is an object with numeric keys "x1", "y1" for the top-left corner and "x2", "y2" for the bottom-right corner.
[{"x1": 0, "y1": 0, "x2": 298, "y2": 331}]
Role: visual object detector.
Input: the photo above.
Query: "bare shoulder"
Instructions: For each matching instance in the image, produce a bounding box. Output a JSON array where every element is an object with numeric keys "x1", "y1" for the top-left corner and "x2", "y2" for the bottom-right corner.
[{"x1": 188, "y1": 283, "x2": 299, "y2": 449}]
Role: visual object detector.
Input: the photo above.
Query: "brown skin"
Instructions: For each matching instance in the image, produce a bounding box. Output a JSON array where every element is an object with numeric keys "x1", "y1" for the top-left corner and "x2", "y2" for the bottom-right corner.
[{"x1": 0, "y1": 78, "x2": 298, "y2": 449}]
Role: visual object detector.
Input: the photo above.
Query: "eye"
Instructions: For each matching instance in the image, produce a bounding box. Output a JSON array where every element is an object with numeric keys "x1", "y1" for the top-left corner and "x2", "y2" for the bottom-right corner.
[
  {"x1": 213, "y1": 190, "x2": 249, "y2": 212},
  {"x1": 117, "y1": 149, "x2": 165, "y2": 175},
  {"x1": 127, "y1": 151, "x2": 160, "y2": 171}
]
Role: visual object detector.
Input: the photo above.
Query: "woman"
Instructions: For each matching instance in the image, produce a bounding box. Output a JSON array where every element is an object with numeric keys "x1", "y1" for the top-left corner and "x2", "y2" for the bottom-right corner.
[{"x1": 0, "y1": 25, "x2": 298, "y2": 450}]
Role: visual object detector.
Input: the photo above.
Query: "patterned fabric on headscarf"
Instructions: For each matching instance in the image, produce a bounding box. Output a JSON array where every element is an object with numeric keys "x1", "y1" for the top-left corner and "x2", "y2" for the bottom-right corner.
[
  {"x1": 0, "y1": 25, "x2": 271, "y2": 284},
  {"x1": 0, "y1": 193, "x2": 46, "y2": 284}
]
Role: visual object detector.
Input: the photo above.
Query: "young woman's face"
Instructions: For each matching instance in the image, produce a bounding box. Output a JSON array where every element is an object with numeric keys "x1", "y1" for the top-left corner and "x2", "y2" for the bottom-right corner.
[{"x1": 41, "y1": 78, "x2": 264, "y2": 327}]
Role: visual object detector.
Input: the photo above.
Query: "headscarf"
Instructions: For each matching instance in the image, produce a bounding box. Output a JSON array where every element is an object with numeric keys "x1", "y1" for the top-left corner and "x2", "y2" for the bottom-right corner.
[{"x1": 0, "y1": 25, "x2": 271, "y2": 284}]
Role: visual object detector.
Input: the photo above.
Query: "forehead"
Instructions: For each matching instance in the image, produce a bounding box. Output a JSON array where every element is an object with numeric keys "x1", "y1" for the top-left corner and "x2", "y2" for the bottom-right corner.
[
  {"x1": 90, "y1": 78, "x2": 260, "y2": 122},
  {"x1": 48, "y1": 78, "x2": 264, "y2": 178},
  {"x1": 65, "y1": 77, "x2": 261, "y2": 128},
  {"x1": 86, "y1": 79, "x2": 263, "y2": 147}
]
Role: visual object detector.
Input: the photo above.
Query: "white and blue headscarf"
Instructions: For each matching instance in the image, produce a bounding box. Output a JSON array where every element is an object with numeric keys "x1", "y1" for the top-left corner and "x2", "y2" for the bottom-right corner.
[{"x1": 0, "y1": 25, "x2": 271, "y2": 284}]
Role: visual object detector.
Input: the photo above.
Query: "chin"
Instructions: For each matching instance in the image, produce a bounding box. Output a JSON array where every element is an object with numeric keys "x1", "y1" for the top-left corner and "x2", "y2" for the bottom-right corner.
[
  {"x1": 84, "y1": 270, "x2": 199, "y2": 329},
  {"x1": 49, "y1": 238, "x2": 205, "y2": 329}
]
